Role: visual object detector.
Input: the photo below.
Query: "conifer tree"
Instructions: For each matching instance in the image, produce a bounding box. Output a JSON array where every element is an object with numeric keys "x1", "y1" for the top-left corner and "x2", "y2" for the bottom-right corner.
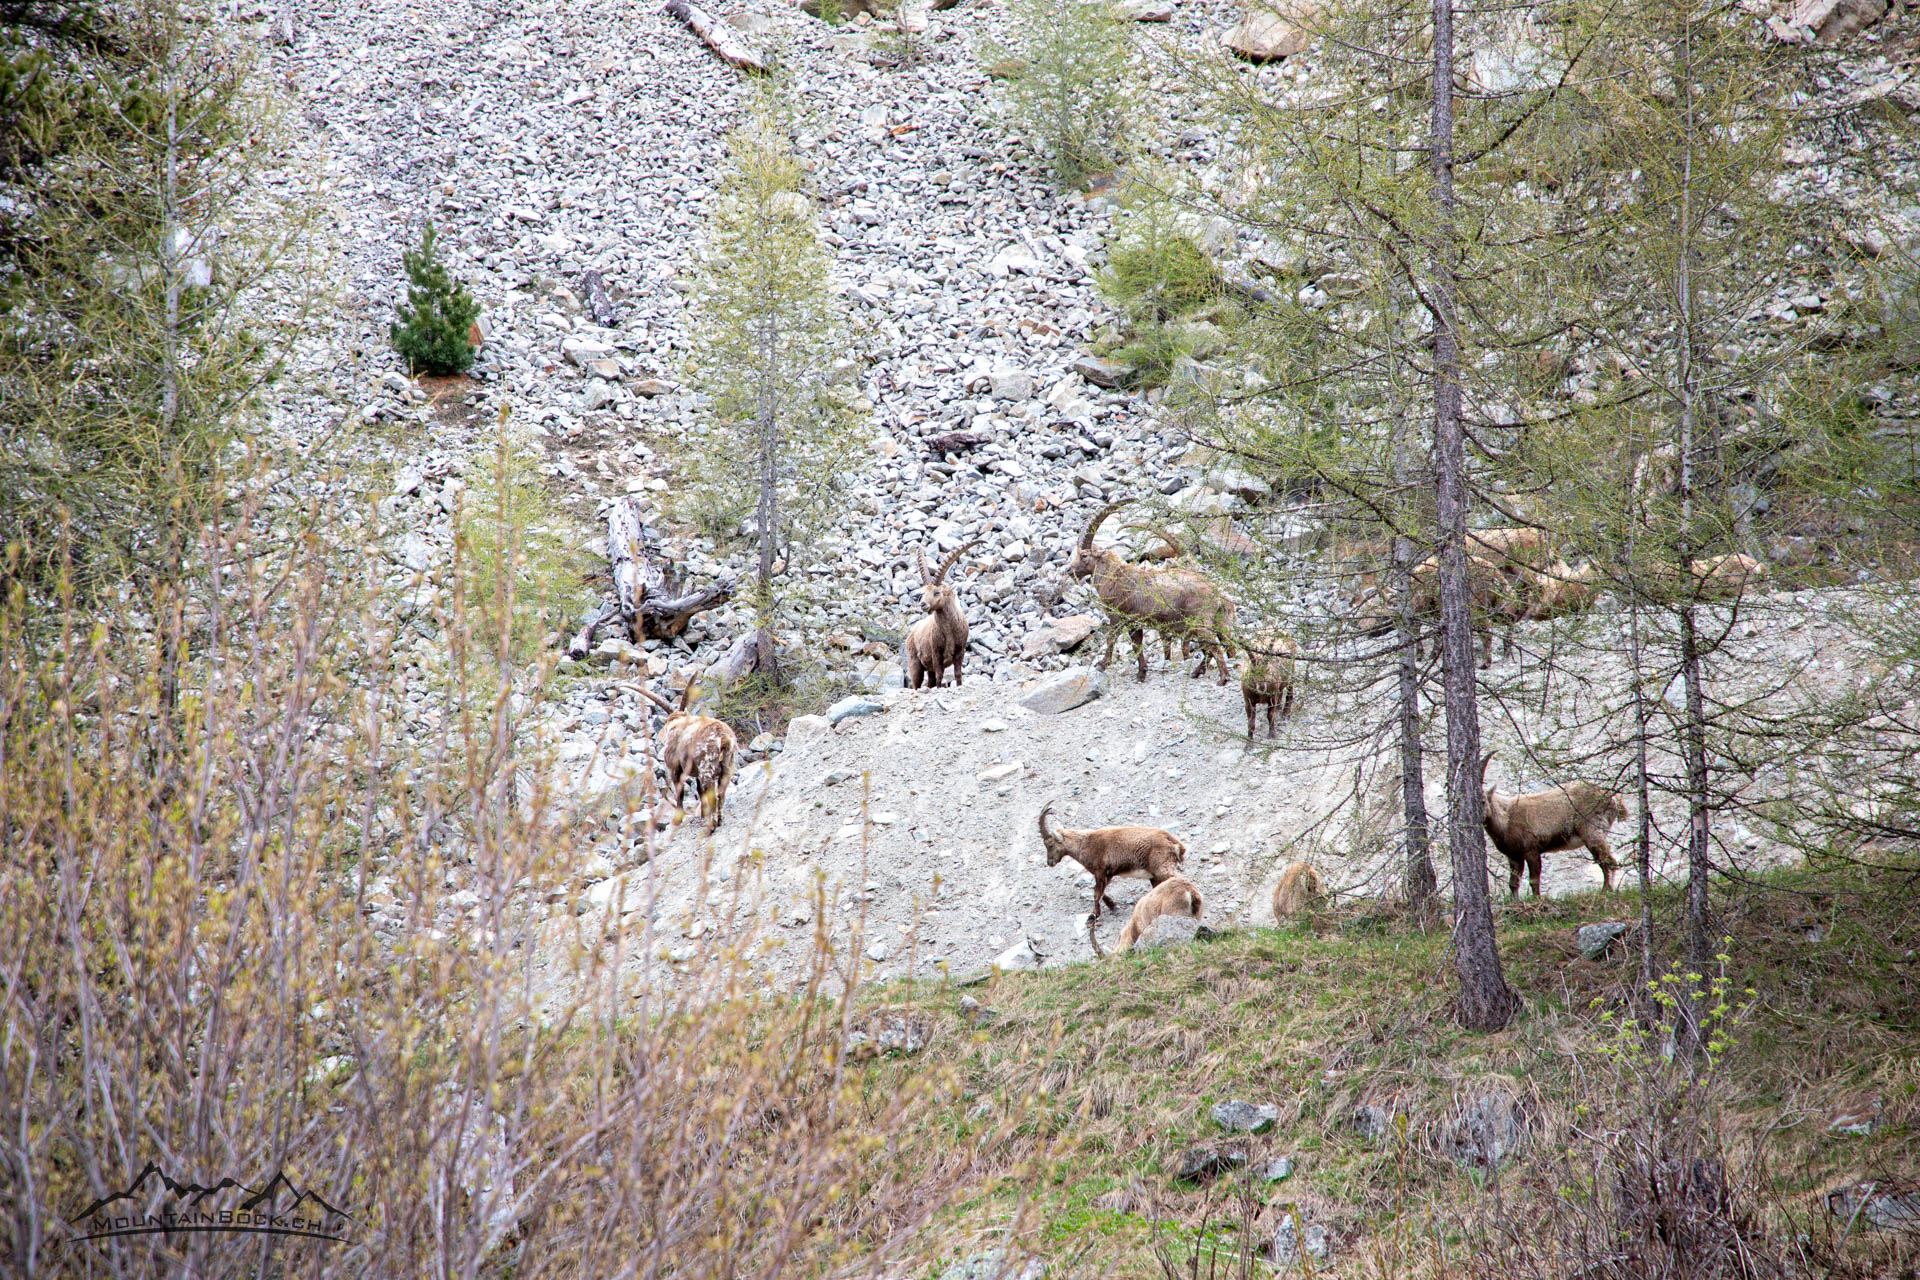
[
  {"x1": 681, "y1": 101, "x2": 856, "y2": 682},
  {"x1": 390, "y1": 220, "x2": 480, "y2": 377}
]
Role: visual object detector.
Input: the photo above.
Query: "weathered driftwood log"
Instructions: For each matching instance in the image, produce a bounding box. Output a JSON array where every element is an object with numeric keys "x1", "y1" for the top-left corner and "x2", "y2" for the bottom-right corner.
[
  {"x1": 665, "y1": 0, "x2": 770, "y2": 73},
  {"x1": 567, "y1": 497, "x2": 732, "y2": 655}
]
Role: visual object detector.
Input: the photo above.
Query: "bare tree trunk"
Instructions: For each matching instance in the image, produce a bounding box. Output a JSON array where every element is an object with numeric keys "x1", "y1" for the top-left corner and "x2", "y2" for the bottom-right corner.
[
  {"x1": 1676, "y1": 602, "x2": 1714, "y2": 1050},
  {"x1": 751, "y1": 307, "x2": 783, "y2": 681},
  {"x1": 1626, "y1": 489, "x2": 1658, "y2": 1013},
  {"x1": 1429, "y1": 0, "x2": 1513, "y2": 1031},
  {"x1": 1671, "y1": 9, "x2": 1714, "y2": 1056},
  {"x1": 1391, "y1": 422, "x2": 1436, "y2": 912}
]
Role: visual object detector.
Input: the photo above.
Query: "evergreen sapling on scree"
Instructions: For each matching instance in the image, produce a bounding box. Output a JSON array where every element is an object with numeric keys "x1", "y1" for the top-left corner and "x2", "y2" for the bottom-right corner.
[{"x1": 390, "y1": 221, "x2": 480, "y2": 376}]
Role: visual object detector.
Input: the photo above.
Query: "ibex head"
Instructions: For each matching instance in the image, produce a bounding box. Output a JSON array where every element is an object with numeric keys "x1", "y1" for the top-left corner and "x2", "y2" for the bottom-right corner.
[
  {"x1": 918, "y1": 539, "x2": 979, "y2": 614},
  {"x1": 1037, "y1": 802, "x2": 1070, "y2": 866},
  {"x1": 1066, "y1": 499, "x2": 1134, "y2": 581}
]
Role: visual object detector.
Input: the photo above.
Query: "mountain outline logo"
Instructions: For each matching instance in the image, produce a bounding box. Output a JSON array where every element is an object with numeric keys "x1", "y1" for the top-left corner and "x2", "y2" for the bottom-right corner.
[{"x1": 66, "y1": 1160, "x2": 355, "y2": 1247}]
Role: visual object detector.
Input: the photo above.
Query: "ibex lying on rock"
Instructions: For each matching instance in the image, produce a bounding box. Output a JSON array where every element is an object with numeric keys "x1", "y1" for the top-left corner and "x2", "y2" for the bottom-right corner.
[
  {"x1": 1481, "y1": 756, "x2": 1626, "y2": 897},
  {"x1": 903, "y1": 539, "x2": 980, "y2": 689},
  {"x1": 641, "y1": 685, "x2": 738, "y2": 834},
  {"x1": 1692, "y1": 552, "x2": 1768, "y2": 601},
  {"x1": 1039, "y1": 802, "x2": 1187, "y2": 924},
  {"x1": 1467, "y1": 526, "x2": 1552, "y2": 570},
  {"x1": 1067, "y1": 500, "x2": 1236, "y2": 684},
  {"x1": 1271, "y1": 861, "x2": 1324, "y2": 921},
  {"x1": 1241, "y1": 629, "x2": 1297, "y2": 741},
  {"x1": 1117, "y1": 876, "x2": 1203, "y2": 951},
  {"x1": 1520, "y1": 559, "x2": 1599, "y2": 621}
]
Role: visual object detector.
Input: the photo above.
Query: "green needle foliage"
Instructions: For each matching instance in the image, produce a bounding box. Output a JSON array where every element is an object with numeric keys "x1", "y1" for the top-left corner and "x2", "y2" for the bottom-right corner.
[
  {"x1": 0, "y1": 0, "x2": 310, "y2": 594},
  {"x1": 680, "y1": 95, "x2": 858, "y2": 682},
  {"x1": 390, "y1": 220, "x2": 480, "y2": 376},
  {"x1": 994, "y1": 0, "x2": 1135, "y2": 186}
]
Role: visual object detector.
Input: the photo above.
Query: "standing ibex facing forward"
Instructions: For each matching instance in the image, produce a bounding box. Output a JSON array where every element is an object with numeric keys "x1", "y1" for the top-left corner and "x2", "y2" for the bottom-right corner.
[
  {"x1": 1066, "y1": 499, "x2": 1236, "y2": 684},
  {"x1": 640, "y1": 685, "x2": 738, "y2": 834},
  {"x1": 903, "y1": 539, "x2": 980, "y2": 689}
]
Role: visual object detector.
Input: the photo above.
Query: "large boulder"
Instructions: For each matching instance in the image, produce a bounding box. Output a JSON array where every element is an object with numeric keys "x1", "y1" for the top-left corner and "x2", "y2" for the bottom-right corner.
[
  {"x1": 1222, "y1": 2, "x2": 1313, "y2": 62},
  {"x1": 1437, "y1": 1090, "x2": 1530, "y2": 1168},
  {"x1": 1018, "y1": 666, "x2": 1105, "y2": 714},
  {"x1": 1770, "y1": 0, "x2": 1887, "y2": 42}
]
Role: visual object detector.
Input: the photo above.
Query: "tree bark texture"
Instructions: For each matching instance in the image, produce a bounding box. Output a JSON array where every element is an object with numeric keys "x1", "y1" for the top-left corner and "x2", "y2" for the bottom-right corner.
[
  {"x1": 1429, "y1": 0, "x2": 1514, "y2": 1031},
  {"x1": 665, "y1": 0, "x2": 771, "y2": 72},
  {"x1": 571, "y1": 496, "x2": 731, "y2": 657}
]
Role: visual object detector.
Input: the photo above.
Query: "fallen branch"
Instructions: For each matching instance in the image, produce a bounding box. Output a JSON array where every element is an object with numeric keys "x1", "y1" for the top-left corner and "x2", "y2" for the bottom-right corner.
[
  {"x1": 665, "y1": 0, "x2": 770, "y2": 73},
  {"x1": 605, "y1": 496, "x2": 735, "y2": 643}
]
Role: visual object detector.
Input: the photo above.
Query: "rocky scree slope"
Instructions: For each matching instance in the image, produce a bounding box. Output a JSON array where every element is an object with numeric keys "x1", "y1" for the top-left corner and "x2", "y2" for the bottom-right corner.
[{"x1": 251, "y1": 0, "x2": 1920, "y2": 979}]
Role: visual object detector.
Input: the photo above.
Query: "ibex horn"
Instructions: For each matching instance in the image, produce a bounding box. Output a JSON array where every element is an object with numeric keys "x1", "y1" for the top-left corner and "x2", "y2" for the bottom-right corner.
[
  {"x1": 918, "y1": 547, "x2": 932, "y2": 586},
  {"x1": 1143, "y1": 522, "x2": 1185, "y2": 557},
  {"x1": 1079, "y1": 499, "x2": 1135, "y2": 552},
  {"x1": 935, "y1": 538, "x2": 981, "y2": 584},
  {"x1": 1479, "y1": 752, "x2": 1495, "y2": 786},
  {"x1": 639, "y1": 687, "x2": 677, "y2": 714}
]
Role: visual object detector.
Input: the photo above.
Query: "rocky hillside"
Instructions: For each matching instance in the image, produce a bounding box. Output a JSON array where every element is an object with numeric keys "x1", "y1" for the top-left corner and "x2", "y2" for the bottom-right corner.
[{"x1": 256, "y1": 0, "x2": 1920, "y2": 985}]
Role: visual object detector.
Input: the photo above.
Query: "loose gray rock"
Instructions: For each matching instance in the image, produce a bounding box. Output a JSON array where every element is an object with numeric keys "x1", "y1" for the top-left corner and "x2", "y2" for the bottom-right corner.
[
  {"x1": 939, "y1": 1254, "x2": 1046, "y2": 1280},
  {"x1": 1210, "y1": 1099, "x2": 1279, "y2": 1133},
  {"x1": 827, "y1": 695, "x2": 887, "y2": 726},
  {"x1": 1349, "y1": 1104, "x2": 1391, "y2": 1142},
  {"x1": 1072, "y1": 355, "x2": 1128, "y2": 388},
  {"x1": 1137, "y1": 916, "x2": 1208, "y2": 949},
  {"x1": 1271, "y1": 1216, "x2": 1330, "y2": 1266},
  {"x1": 1261, "y1": 1156, "x2": 1294, "y2": 1183},
  {"x1": 845, "y1": 1012, "x2": 931, "y2": 1060},
  {"x1": 1574, "y1": 921, "x2": 1629, "y2": 960},
  {"x1": 1173, "y1": 1145, "x2": 1247, "y2": 1184},
  {"x1": 1437, "y1": 1090, "x2": 1529, "y2": 1168},
  {"x1": 1831, "y1": 1106, "x2": 1880, "y2": 1137},
  {"x1": 1019, "y1": 666, "x2": 1105, "y2": 714},
  {"x1": 1826, "y1": 1181, "x2": 1920, "y2": 1233},
  {"x1": 957, "y1": 994, "x2": 999, "y2": 1026}
]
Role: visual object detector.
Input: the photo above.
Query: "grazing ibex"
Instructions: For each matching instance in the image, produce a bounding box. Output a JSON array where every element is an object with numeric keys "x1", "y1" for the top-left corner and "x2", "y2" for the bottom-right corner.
[
  {"x1": 1480, "y1": 756, "x2": 1626, "y2": 897},
  {"x1": 1241, "y1": 629, "x2": 1297, "y2": 741},
  {"x1": 1116, "y1": 876, "x2": 1203, "y2": 951},
  {"x1": 1066, "y1": 500, "x2": 1236, "y2": 684},
  {"x1": 1271, "y1": 861, "x2": 1324, "y2": 921},
  {"x1": 640, "y1": 685, "x2": 739, "y2": 834},
  {"x1": 1038, "y1": 802, "x2": 1187, "y2": 924},
  {"x1": 903, "y1": 538, "x2": 981, "y2": 689}
]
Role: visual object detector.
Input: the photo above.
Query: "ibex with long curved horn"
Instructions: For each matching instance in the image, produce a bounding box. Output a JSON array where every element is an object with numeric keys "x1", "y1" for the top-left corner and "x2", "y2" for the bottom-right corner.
[
  {"x1": 1065, "y1": 500, "x2": 1236, "y2": 684},
  {"x1": 1038, "y1": 802, "x2": 1187, "y2": 924},
  {"x1": 640, "y1": 684, "x2": 738, "y2": 834},
  {"x1": 903, "y1": 538, "x2": 980, "y2": 689}
]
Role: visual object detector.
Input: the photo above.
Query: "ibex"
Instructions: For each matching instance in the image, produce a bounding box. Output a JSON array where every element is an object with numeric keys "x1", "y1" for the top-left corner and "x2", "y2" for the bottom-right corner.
[
  {"x1": 1038, "y1": 802, "x2": 1187, "y2": 924},
  {"x1": 640, "y1": 685, "x2": 739, "y2": 834},
  {"x1": 1115, "y1": 876, "x2": 1203, "y2": 951},
  {"x1": 1271, "y1": 861, "x2": 1324, "y2": 921},
  {"x1": 1241, "y1": 629, "x2": 1297, "y2": 741},
  {"x1": 1519, "y1": 559, "x2": 1599, "y2": 621},
  {"x1": 1480, "y1": 756, "x2": 1626, "y2": 897},
  {"x1": 903, "y1": 538, "x2": 981, "y2": 689},
  {"x1": 1692, "y1": 552, "x2": 1768, "y2": 601},
  {"x1": 1066, "y1": 500, "x2": 1236, "y2": 684}
]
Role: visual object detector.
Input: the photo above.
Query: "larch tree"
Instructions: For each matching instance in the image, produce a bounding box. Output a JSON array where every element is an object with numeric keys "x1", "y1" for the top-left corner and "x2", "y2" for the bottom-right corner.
[{"x1": 681, "y1": 101, "x2": 857, "y2": 685}]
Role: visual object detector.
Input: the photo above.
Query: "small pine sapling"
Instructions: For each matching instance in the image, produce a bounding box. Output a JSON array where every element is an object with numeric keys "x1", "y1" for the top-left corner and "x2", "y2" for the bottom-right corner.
[{"x1": 390, "y1": 221, "x2": 480, "y2": 376}]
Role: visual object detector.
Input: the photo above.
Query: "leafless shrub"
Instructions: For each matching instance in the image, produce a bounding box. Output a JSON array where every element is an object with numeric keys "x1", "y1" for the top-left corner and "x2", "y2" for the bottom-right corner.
[{"x1": 0, "y1": 458, "x2": 991, "y2": 1279}]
